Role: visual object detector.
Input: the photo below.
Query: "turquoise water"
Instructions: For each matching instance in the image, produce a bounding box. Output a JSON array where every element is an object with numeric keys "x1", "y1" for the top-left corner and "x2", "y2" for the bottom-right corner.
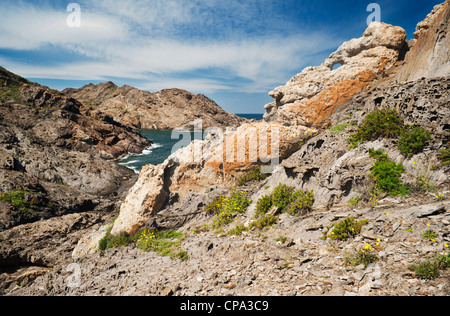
[{"x1": 119, "y1": 114, "x2": 264, "y2": 172}]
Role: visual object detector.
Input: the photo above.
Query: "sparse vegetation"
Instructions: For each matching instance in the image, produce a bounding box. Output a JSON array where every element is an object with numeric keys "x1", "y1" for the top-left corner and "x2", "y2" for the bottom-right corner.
[
  {"x1": 237, "y1": 166, "x2": 270, "y2": 186},
  {"x1": 329, "y1": 123, "x2": 353, "y2": 134},
  {"x1": 409, "y1": 261, "x2": 440, "y2": 280},
  {"x1": 438, "y1": 147, "x2": 450, "y2": 166},
  {"x1": 0, "y1": 189, "x2": 43, "y2": 213},
  {"x1": 98, "y1": 226, "x2": 188, "y2": 262},
  {"x1": 344, "y1": 246, "x2": 378, "y2": 269},
  {"x1": 348, "y1": 196, "x2": 361, "y2": 207},
  {"x1": 323, "y1": 217, "x2": 368, "y2": 241},
  {"x1": 422, "y1": 229, "x2": 438, "y2": 241}
]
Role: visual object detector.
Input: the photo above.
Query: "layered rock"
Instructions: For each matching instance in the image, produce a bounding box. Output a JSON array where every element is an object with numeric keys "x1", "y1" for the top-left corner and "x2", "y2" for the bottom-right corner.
[
  {"x1": 264, "y1": 22, "x2": 407, "y2": 127},
  {"x1": 0, "y1": 66, "x2": 152, "y2": 232},
  {"x1": 397, "y1": 2, "x2": 450, "y2": 82},
  {"x1": 63, "y1": 84, "x2": 247, "y2": 130}
]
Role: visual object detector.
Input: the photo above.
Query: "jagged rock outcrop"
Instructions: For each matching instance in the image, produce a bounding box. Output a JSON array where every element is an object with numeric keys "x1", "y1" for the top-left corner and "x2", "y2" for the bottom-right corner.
[
  {"x1": 63, "y1": 84, "x2": 247, "y2": 130},
  {"x1": 264, "y1": 22, "x2": 407, "y2": 127},
  {"x1": 397, "y1": 2, "x2": 450, "y2": 82}
]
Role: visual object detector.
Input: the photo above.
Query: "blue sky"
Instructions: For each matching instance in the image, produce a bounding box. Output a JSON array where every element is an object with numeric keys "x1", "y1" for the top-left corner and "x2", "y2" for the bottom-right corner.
[{"x1": 0, "y1": 0, "x2": 444, "y2": 114}]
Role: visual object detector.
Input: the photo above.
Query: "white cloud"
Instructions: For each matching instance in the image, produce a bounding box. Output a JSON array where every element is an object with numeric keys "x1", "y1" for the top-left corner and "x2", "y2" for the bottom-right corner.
[{"x1": 0, "y1": 0, "x2": 342, "y2": 94}]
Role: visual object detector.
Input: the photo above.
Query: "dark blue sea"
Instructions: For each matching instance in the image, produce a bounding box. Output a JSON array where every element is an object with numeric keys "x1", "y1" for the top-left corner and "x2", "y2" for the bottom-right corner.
[{"x1": 119, "y1": 114, "x2": 264, "y2": 172}]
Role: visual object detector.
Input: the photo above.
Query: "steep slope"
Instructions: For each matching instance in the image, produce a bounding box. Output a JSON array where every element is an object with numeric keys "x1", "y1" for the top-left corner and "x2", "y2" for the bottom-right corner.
[{"x1": 63, "y1": 83, "x2": 247, "y2": 130}]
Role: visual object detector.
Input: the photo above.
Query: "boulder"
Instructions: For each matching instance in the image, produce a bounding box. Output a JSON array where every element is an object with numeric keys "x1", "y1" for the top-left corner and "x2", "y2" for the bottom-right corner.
[{"x1": 110, "y1": 164, "x2": 169, "y2": 236}]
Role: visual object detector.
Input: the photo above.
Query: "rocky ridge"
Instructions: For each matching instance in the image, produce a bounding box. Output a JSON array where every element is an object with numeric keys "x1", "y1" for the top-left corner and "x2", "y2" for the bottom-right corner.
[
  {"x1": 0, "y1": 67, "x2": 152, "y2": 288},
  {"x1": 64, "y1": 83, "x2": 247, "y2": 131},
  {"x1": 2, "y1": 3, "x2": 450, "y2": 296}
]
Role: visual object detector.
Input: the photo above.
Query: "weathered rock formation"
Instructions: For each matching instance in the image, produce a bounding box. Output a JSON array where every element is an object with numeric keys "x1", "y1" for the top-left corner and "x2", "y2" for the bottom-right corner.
[
  {"x1": 63, "y1": 83, "x2": 247, "y2": 130},
  {"x1": 0, "y1": 66, "x2": 151, "y2": 233},
  {"x1": 110, "y1": 121, "x2": 318, "y2": 236},
  {"x1": 264, "y1": 22, "x2": 407, "y2": 128},
  {"x1": 397, "y1": 2, "x2": 450, "y2": 82}
]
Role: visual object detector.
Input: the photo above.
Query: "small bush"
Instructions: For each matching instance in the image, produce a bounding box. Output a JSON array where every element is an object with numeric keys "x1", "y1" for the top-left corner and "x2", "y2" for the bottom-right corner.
[
  {"x1": 438, "y1": 147, "x2": 450, "y2": 166},
  {"x1": 287, "y1": 190, "x2": 315, "y2": 216},
  {"x1": 422, "y1": 229, "x2": 438, "y2": 241},
  {"x1": 249, "y1": 214, "x2": 278, "y2": 230},
  {"x1": 398, "y1": 126, "x2": 431, "y2": 157},
  {"x1": 324, "y1": 217, "x2": 368, "y2": 241},
  {"x1": 349, "y1": 109, "x2": 404, "y2": 145},
  {"x1": 237, "y1": 166, "x2": 270, "y2": 186},
  {"x1": 409, "y1": 261, "x2": 440, "y2": 280},
  {"x1": 271, "y1": 184, "x2": 296, "y2": 211},
  {"x1": 256, "y1": 183, "x2": 314, "y2": 216},
  {"x1": 345, "y1": 247, "x2": 378, "y2": 269},
  {"x1": 255, "y1": 194, "x2": 273, "y2": 216},
  {"x1": 435, "y1": 252, "x2": 450, "y2": 270},
  {"x1": 369, "y1": 149, "x2": 410, "y2": 197},
  {"x1": 206, "y1": 189, "x2": 252, "y2": 229}
]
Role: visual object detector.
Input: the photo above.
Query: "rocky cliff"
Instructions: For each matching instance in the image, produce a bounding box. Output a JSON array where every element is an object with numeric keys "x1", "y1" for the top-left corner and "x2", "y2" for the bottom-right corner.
[
  {"x1": 0, "y1": 66, "x2": 153, "y2": 287},
  {"x1": 2, "y1": 3, "x2": 450, "y2": 296},
  {"x1": 64, "y1": 83, "x2": 246, "y2": 130}
]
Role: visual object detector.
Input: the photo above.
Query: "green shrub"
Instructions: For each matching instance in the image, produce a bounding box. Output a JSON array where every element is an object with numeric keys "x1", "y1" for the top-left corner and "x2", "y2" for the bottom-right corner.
[
  {"x1": 435, "y1": 252, "x2": 450, "y2": 270},
  {"x1": 206, "y1": 189, "x2": 252, "y2": 229},
  {"x1": 422, "y1": 229, "x2": 438, "y2": 241},
  {"x1": 255, "y1": 194, "x2": 273, "y2": 216},
  {"x1": 98, "y1": 226, "x2": 137, "y2": 251},
  {"x1": 324, "y1": 217, "x2": 368, "y2": 241},
  {"x1": 237, "y1": 166, "x2": 270, "y2": 186},
  {"x1": 409, "y1": 261, "x2": 440, "y2": 280},
  {"x1": 369, "y1": 149, "x2": 410, "y2": 197},
  {"x1": 398, "y1": 126, "x2": 431, "y2": 157},
  {"x1": 349, "y1": 109, "x2": 404, "y2": 145},
  {"x1": 345, "y1": 247, "x2": 378, "y2": 269},
  {"x1": 249, "y1": 214, "x2": 278, "y2": 230},
  {"x1": 256, "y1": 183, "x2": 315, "y2": 216},
  {"x1": 438, "y1": 147, "x2": 450, "y2": 166},
  {"x1": 287, "y1": 190, "x2": 315, "y2": 216},
  {"x1": 329, "y1": 123, "x2": 353, "y2": 134},
  {"x1": 271, "y1": 184, "x2": 296, "y2": 211}
]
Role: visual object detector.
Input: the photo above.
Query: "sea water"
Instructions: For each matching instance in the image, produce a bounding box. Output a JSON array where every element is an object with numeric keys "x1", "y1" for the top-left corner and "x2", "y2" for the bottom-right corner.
[{"x1": 119, "y1": 114, "x2": 264, "y2": 173}]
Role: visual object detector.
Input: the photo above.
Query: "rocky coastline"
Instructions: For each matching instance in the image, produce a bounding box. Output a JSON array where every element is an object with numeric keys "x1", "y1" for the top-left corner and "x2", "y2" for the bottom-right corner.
[{"x1": 1, "y1": 2, "x2": 449, "y2": 297}]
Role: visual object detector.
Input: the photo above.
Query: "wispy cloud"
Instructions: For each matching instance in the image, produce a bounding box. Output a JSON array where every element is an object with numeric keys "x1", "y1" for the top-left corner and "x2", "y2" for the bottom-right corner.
[{"x1": 0, "y1": 0, "x2": 342, "y2": 94}]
